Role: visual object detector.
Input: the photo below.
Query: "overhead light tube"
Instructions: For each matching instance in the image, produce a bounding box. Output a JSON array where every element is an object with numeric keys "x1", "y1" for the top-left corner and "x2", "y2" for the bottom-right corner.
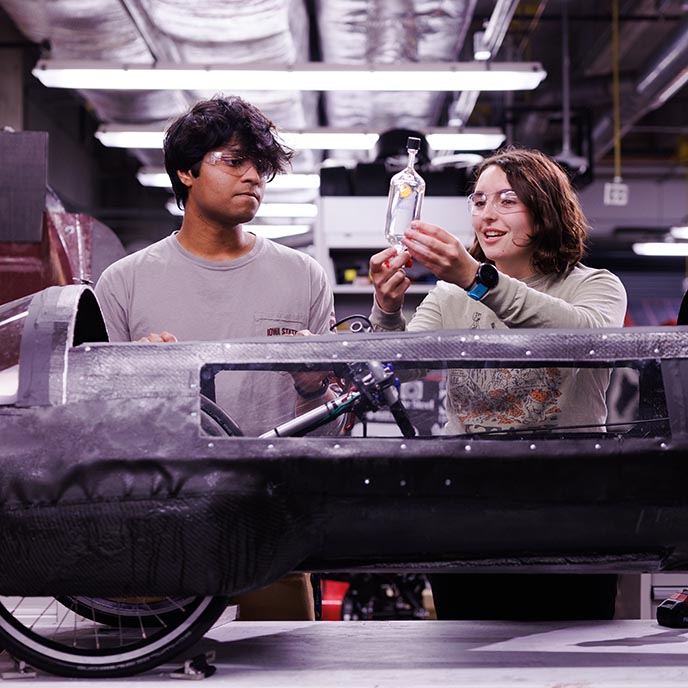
[
  {"x1": 101, "y1": 125, "x2": 506, "y2": 151},
  {"x1": 33, "y1": 60, "x2": 547, "y2": 92},
  {"x1": 138, "y1": 167, "x2": 320, "y2": 190},
  {"x1": 670, "y1": 225, "x2": 688, "y2": 240},
  {"x1": 426, "y1": 128, "x2": 505, "y2": 151},
  {"x1": 165, "y1": 198, "x2": 317, "y2": 218},
  {"x1": 632, "y1": 242, "x2": 688, "y2": 256}
]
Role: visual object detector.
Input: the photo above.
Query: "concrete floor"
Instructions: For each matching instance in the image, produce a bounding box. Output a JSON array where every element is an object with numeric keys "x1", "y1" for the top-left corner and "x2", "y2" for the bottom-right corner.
[{"x1": 2, "y1": 618, "x2": 688, "y2": 686}]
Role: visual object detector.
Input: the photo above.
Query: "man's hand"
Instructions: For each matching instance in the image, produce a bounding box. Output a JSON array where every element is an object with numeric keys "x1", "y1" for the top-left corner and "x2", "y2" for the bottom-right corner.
[
  {"x1": 402, "y1": 221, "x2": 479, "y2": 289},
  {"x1": 369, "y1": 246, "x2": 412, "y2": 313},
  {"x1": 288, "y1": 329, "x2": 331, "y2": 397},
  {"x1": 137, "y1": 331, "x2": 178, "y2": 343}
]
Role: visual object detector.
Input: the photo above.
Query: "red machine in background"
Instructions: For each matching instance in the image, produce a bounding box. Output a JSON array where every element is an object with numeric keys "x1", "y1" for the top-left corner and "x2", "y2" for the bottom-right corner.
[{"x1": 319, "y1": 575, "x2": 433, "y2": 621}]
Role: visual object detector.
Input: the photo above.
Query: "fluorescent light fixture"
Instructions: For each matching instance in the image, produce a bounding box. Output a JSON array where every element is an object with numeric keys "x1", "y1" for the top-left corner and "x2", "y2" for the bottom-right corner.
[
  {"x1": 431, "y1": 153, "x2": 484, "y2": 168},
  {"x1": 166, "y1": 200, "x2": 183, "y2": 216},
  {"x1": 256, "y1": 203, "x2": 317, "y2": 218},
  {"x1": 632, "y1": 242, "x2": 688, "y2": 256},
  {"x1": 670, "y1": 225, "x2": 688, "y2": 240},
  {"x1": 165, "y1": 198, "x2": 317, "y2": 218},
  {"x1": 247, "y1": 225, "x2": 311, "y2": 239},
  {"x1": 33, "y1": 59, "x2": 546, "y2": 92},
  {"x1": 97, "y1": 126, "x2": 379, "y2": 150},
  {"x1": 138, "y1": 167, "x2": 320, "y2": 190},
  {"x1": 268, "y1": 174, "x2": 320, "y2": 190},
  {"x1": 100, "y1": 125, "x2": 506, "y2": 151},
  {"x1": 426, "y1": 128, "x2": 505, "y2": 151},
  {"x1": 137, "y1": 167, "x2": 170, "y2": 188},
  {"x1": 281, "y1": 131, "x2": 379, "y2": 150},
  {"x1": 96, "y1": 127, "x2": 163, "y2": 149}
]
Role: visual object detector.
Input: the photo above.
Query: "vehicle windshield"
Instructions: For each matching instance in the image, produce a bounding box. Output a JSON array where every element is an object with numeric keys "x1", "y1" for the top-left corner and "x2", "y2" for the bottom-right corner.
[{"x1": 198, "y1": 356, "x2": 663, "y2": 440}]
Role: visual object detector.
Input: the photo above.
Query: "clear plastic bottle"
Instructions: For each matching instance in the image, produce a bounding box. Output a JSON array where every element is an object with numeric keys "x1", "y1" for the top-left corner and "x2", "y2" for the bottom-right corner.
[{"x1": 384, "y1": 136, "x2": 426, "y2": 253}]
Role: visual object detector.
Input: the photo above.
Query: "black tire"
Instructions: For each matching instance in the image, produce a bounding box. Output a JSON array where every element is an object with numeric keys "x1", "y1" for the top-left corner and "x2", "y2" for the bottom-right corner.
[
  {"x1": 200, "y1": 394, "x2": 244, "y2": 436},
  {"x1": 0, "y1": 595, "x2": 229, "y2": 678}
]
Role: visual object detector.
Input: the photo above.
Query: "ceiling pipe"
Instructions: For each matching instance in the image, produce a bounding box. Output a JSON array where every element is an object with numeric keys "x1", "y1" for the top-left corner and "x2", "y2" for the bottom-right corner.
[
  {"x1": 591, "y1": 17, "x2": 688, "y2": 161},
  {"x1": 449, "y1": 0, "x2": 521, "y2": 127},
  {"x1": 554, "y1": 0, "x2": 588, "y2": 173},
  {"x1": 117, "y1": 0, "x2": 180, "y2": 62}
]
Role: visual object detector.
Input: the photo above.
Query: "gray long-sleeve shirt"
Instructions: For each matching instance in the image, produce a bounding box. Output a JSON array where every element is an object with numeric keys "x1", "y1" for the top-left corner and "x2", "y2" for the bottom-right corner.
[{"x1": 371, "y1": 264, "x2": 628, "y2": 434}]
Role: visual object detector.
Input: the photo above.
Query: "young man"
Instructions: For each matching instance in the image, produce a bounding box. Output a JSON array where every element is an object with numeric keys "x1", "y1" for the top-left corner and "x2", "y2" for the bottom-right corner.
[{"x1": 95, "y1": 95, "x2": 336, "y2": 619}]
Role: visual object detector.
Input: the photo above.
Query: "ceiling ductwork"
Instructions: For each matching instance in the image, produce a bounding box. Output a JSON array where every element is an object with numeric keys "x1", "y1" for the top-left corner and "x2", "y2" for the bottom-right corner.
[
  {"x1": 0, "y1": 0, "x2": 686, "y2": 224},
  {"x1": 592, "y1": 16, "x2": 688, "y2": 160}
]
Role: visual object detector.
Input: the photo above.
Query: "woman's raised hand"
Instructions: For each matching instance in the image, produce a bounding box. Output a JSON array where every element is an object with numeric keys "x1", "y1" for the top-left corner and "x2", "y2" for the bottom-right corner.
[
  {"x1": 369, "y1": 246, "x2": 412, "y2": 312},
  {"x1": 403, "y1": 221, "x2": 479, "y2": 289}
]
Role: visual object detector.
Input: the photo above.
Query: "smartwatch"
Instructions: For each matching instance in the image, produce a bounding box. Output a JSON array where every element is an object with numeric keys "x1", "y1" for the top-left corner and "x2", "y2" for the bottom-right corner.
[{"x1": 466, "y1": 263, "x2": 499, "y2": 301}]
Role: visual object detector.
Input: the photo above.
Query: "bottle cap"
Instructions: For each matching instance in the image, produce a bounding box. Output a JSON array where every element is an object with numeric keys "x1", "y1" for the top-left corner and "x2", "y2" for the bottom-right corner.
[{"x1": 406, "y1": 137, "x2": 421, "y2": 151}]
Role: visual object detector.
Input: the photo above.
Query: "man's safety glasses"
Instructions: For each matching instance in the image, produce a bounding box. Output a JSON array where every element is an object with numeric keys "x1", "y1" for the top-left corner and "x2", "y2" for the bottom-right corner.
[
  {"x1": 206, "y1": 151, "x2": 269, "y2": 180},
  {"x1": 467, "y1": 189, "x2": 526, "y2": 215}
]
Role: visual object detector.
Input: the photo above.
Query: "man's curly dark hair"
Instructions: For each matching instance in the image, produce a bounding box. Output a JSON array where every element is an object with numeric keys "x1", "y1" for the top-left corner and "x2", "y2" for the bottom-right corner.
[{"x1": 163, "y1": 95, "x2": 294, "y2": 209}]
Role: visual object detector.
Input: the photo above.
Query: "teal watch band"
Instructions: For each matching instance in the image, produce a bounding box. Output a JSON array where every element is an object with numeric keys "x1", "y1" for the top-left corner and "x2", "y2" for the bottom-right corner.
[{"x1": 466, "y1": 281, "x2": 489, "y2": 300}]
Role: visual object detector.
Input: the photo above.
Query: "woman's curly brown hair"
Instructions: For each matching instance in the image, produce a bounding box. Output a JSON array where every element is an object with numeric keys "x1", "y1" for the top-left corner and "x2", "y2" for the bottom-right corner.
[
  {"x1": 163, "y1": 95, "x2": 294, "y2": 210},
  {"x1": 468, "y1": 147, "x2": 588, "y2": 275}
]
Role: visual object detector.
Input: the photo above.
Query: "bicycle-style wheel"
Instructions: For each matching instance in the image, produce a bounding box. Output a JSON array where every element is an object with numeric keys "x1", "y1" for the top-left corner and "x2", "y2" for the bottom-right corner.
[
  {"x1": 55, "y1": 595, "x2": 203, "y2": 628},
  {"x1": 200, "y1": 394, "x2": 243, "y2": 436},
  {"x1": 0, "y1": 595, "x2": 228, "y2": 678}
]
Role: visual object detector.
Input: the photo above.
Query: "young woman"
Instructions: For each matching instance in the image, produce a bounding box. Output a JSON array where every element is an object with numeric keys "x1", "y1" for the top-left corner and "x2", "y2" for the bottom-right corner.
[
  {"x1": 368, "y1": 147, "x2": 627, "y2": 620},
  {"x1": 369, "y1": 146, "x2": 627, "y2": 435}
]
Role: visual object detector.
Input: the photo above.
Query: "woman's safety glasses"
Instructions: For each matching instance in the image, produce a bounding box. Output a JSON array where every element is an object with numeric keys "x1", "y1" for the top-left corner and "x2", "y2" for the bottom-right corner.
[{"x1": 467, "y1": 189, "x2": 525, "y2": 215}]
